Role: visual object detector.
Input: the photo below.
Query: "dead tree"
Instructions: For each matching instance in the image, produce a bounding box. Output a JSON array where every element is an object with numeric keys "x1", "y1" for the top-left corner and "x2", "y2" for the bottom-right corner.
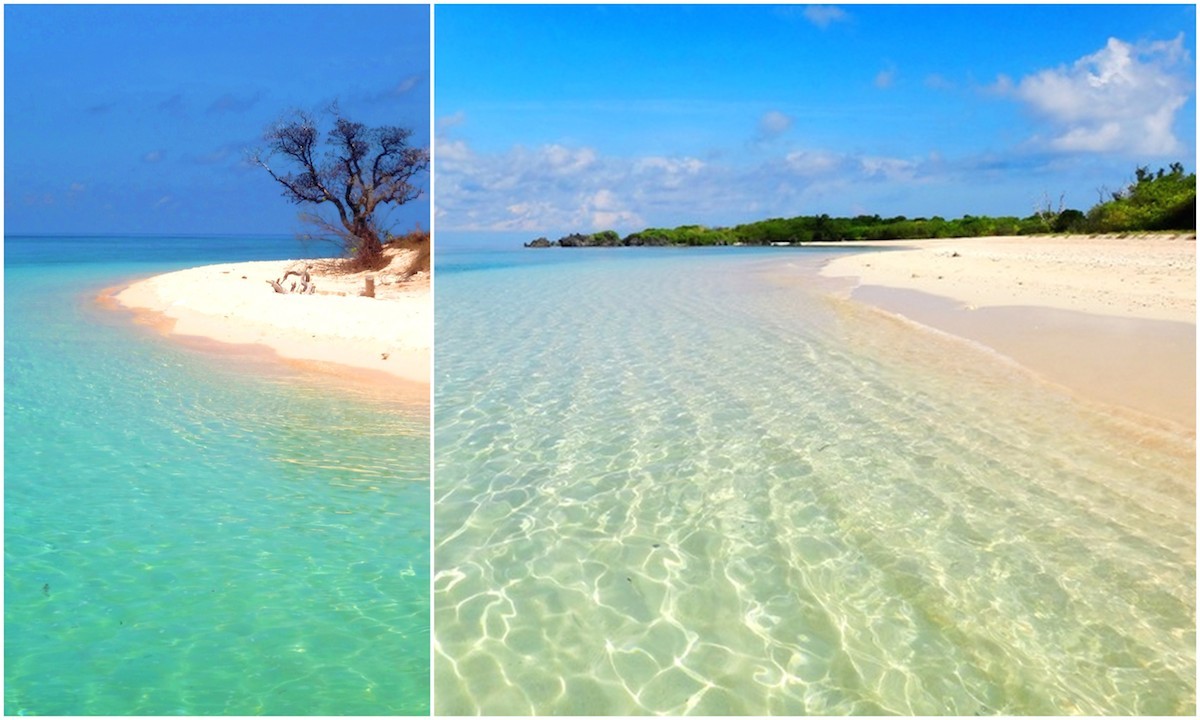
[
  {"x1": 1033, "y1": 191, "x2": 1067, "y2": 230},
  {"x1": 252, "y1": 109, "x2": 430, "y2": 269}
]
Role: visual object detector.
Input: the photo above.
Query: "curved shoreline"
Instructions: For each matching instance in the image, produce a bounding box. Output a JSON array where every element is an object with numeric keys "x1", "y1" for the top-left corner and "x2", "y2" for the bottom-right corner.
[
  {"x1": 817, "y1": 234, "x2": 1196, "y2": 430},
  {"x1": 108, "y1": 256, "x2": 431, "y2": 401}
]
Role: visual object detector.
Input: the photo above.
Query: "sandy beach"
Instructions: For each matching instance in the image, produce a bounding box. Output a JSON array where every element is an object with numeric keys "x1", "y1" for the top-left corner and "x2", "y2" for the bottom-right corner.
[
  {"x1": 820, "y1": 234, "x2": 1196, "y2": 429},
  {"x1": 113, "y1": 245, "x2": 431, "y2": 396}
]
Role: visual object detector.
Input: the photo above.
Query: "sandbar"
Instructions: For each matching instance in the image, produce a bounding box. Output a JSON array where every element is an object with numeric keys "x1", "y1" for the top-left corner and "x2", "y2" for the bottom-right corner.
[
  {"x1": 113, "y1": 247, "x2": 430, "y2": 400},
  {"x1": 819, "y1": 234, "x2": 1196, "y2": 430}
]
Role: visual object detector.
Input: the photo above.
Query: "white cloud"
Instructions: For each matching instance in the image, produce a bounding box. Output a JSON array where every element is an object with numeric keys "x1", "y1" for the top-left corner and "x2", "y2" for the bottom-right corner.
[
  {"x1": 540, "y1": 144, "x2": 597, "y2": 175},
  {"x1": 757, "y1": 110, "x2": 794, "y2": 140},
  {"x1": 1048, "y1": 123, "x2": 1124, "y2": 153},
  {"x1": 435, "y1": 136, "x2": 929, "y2": 232},
  {"x1": 1006, "y1": 35, "x2": 1191, "y2": 155},
  {"x1": 803, "y1": 5, "x2": 848, "y2": 29},
  {"x1": 784, "y1": 150, "x2": 845, "y2": 176},
  {"x1": 859, "y1": 156, "x2": 917, "y2": 181},
  {"x1": 582, "y1": 189, "x2": 644, "y2": 229},
  {"x1": 437, "y1": 111, "x2": 467, "y2": 134},
  {"x1": 436, "y1": 141, "x2": 616, "y2": 231},
  {"x1": 393, "y1": 74, "x2": 422, "y2": 95},
  {"x1": 587, "y1": 188, "x2": 619, "y2": 210},
  {"x1": 143, "y1": 150, "x2": 164, "y2": 163},
  {"x1": 633, "y1": 156, "x2": 705, "y2": 189},
  {"x1": 989, "y1": 74, "x2": 1015, "y2": 96},
  {"x1": 501, "y1": 200, "x2": 561, "y2": 231},
  {"x1": 634, "y1": 156, "x2": 705, "y2": 175},
  {"x1": 436, "y1": 138, "x2": 472, "y2": 162}
]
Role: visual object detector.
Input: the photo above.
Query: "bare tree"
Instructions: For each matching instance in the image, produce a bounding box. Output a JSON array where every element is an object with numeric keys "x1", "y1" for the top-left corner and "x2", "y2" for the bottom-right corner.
[
  {"x1": 253, "y1": 109, "x2": 429, "y2": 268},
  {"x1": 1032, "y1": 190, "x2": 1066, "y2": 230}
]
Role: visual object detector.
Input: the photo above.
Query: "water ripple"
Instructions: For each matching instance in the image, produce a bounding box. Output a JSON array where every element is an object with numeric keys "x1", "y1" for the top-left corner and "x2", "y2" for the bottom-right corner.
[{"x1": 435, "y1": 251, "x2": 1194, "y2": 715}]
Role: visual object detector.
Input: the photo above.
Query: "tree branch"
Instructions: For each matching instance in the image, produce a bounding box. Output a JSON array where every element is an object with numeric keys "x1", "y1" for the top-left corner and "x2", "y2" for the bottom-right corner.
[{"x1": 254, "y1": 108, "x2": 428, "y2": 267}]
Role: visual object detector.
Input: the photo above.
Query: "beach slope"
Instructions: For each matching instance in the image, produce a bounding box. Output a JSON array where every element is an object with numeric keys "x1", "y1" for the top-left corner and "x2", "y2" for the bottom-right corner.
[
  {"x1": 115, "y1": 247, "x2": 430, "y2": 391},
  {"x1": 820, "y1": 234, "x2": 1196, "y2": 429}
]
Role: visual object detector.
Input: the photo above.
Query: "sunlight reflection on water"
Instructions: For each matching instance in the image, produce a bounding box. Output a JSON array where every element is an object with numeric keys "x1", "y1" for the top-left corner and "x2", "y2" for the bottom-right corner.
[{"x1": 434, "y1": 248, "x2": 1194, "y2": 715}]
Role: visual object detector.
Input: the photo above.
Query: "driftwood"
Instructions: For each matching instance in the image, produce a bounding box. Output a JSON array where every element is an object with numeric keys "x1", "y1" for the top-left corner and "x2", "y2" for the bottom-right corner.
[{"x1": 267, "y1": 266, "x2": 315, "y2": 295}]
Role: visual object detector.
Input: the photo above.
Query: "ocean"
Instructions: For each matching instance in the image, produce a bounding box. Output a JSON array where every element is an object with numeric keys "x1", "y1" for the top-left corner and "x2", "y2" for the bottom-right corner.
[
  {"x1": 4, "y1": 235, "x2": 430, "y2": 715},
  {"x1": 433, "y1": 240, "x2": 1195, "y2": 715}
]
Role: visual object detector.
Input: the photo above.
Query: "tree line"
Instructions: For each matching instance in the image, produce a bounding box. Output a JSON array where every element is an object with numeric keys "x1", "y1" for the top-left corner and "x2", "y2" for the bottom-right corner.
[{"x1": 527, "y1": 164, "x2": 1196, "y2": 248}]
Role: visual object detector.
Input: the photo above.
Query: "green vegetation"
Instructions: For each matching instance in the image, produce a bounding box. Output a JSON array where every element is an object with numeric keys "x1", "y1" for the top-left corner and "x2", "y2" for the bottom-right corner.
[
  {"x1": 1088, "y1": 163, "x2": 1196, "y2": 233},
  {"x1": 529, "y1": 164, "x2": 1195, "y2": 247}
]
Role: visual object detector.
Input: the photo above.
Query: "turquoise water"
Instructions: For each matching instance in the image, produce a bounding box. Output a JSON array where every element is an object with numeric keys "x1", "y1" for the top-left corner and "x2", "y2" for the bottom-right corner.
[
  {"x1": 434, "y1": 243, "x2": 1195, "y2": 715},
  {"x1": 5, "y1": 235, "x2": 430, "y2": 715}
]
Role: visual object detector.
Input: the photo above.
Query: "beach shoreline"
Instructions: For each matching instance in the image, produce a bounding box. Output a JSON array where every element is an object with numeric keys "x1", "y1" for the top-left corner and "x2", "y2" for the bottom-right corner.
[
  {"x1": 109, "y1": 250, "x2": 431, "y2": 401},
  {"x1": 817, "y1": 234, "x2": 1196, "y2": 430}
]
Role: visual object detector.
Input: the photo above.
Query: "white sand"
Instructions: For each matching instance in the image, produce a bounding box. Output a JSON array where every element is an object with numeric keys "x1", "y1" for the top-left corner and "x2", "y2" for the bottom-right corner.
[
  {"x1": 115, "y1": 250, "x2": 430, "y2": 390},
  {"x1": 820, "y1": 234, "x2": 1195, "y2": 322},
  {"x1": 818, "y1": 234, "x2": 1196, "y2": 428}
]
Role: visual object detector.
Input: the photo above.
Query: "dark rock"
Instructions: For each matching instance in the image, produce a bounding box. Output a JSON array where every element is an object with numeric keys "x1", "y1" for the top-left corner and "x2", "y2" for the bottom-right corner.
[
  {"x1": 553, "y1": 230, "x2": 626, "y2": 247},
  {"x1": 557, "y1": 233, "x2": 589, "y2": 247},
  {"x1": 625, "y1": 233, "x2": 670, "y2": 246}
]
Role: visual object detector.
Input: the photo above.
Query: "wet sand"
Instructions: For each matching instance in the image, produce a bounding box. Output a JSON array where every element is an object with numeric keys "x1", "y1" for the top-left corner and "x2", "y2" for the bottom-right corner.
[{"x1": 820, "y1": 234, "x2": 1196, "y2": 430}]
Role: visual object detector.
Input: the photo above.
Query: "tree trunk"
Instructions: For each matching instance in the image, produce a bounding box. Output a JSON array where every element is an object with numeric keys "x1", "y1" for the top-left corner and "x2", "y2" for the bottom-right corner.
[{"x1": 358, "y1": 235, "x2": 383, "y2": 267}]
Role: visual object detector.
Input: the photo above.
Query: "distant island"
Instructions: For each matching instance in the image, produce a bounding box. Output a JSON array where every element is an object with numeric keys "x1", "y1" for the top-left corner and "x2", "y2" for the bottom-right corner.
[{"x1": 527, "y1": 163, "x2": 1196, "y2": 247}]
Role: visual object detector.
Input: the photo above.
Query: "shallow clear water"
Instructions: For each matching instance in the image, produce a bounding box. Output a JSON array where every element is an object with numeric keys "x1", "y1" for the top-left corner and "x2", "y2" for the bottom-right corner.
[
  {"x1": 433, "y1": 244, "x2": 1195, "y2": 715},
  {"x1": 5, "y1": 235, "x2": 430, "y2": 715}
]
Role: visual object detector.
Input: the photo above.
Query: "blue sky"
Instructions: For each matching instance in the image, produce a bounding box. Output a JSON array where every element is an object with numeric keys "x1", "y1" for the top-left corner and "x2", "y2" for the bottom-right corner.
[
  {"x1": 5, "y1": 4, "x2": 430, "y2": 236},
  {"x1": 435, "y1": 4, "x2": 1197, "y2": 236}
]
